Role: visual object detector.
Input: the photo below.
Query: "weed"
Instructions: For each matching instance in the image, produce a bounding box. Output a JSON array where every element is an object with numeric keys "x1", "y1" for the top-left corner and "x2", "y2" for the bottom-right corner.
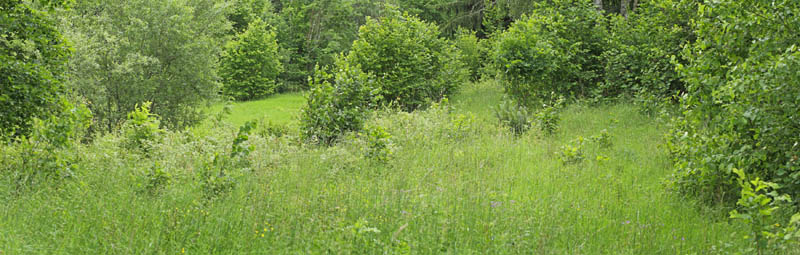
[{"x1": 558, "y1": 136, "x2": 586, "y2": 165}]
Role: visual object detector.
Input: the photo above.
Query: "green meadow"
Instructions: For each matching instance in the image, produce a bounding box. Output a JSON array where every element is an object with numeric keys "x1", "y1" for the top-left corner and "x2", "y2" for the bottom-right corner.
[{"x1": 0, "y1": 81, "x2": 749, "y2": 254}]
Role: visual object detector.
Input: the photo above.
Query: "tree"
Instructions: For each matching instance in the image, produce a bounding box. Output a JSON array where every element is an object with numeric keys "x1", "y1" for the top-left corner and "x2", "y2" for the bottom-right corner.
[
  {"x1": 220, "y1": 19, "x2": 283, "y2": 101},
  {"x1": 1, "y1": 0, "x2": 71, "y2": 139},
  {"x1": 346, "y1": 11, "x2": 465, "y2": 111},
  {"x1": 62, "y1": 0, "x2": 229, "y2": 131}
]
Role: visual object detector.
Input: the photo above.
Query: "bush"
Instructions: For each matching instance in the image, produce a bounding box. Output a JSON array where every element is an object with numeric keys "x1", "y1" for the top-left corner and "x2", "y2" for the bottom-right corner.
[
  {"x1": 492, "y1": 0, "x2": 606, "y2": 106},
  {"x1": 0, "y1": 99, "x2": 92, "y2": 191},
  {"x1": 599, "y1": 0, "x2": 696, "y2": 98},
  {"x1": 220, "y1": 19, "x2": 283, "y2": 101},
  {"x1": 346, "y1": 12, "x2": 464, "y2": 111},
  {"x1": 1, "y1": 1, "x2": 70, "y2": 139},
  {"x1": 667, "y1": 0, "x2": 800, "y2": 204},
  {"x1": 299, "y1": 60, "x2": 377, "y2": 145}
]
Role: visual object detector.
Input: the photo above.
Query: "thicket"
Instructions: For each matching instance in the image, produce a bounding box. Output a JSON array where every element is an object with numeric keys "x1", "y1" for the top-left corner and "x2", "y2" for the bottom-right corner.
[
  {"x1": 600, "y1": 0, "x2": 696, "y2": 98},
  {"x1": 61, "y1": 0, "x2": 229, "y2": 131},
  {"x1": 667, "y1": 0, "x2": 800, "y2": 206},
  {"x1": 1, "y1": 0, "x2": 71, "y2": 139}
]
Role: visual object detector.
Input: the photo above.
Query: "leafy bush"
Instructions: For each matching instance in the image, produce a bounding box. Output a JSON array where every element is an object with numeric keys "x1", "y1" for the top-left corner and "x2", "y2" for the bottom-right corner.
[
  {"x1": 346, "y1": 12, "x2": 465, "y2": 111},
  {"x1": 667, "y1": 0, "x2": 800, "y2": 204},
  {"x1": 729, "y1": 169, "x2": 800, "y2": 253},
  {"x1": 299, "y1": 61, "x2": 377, "y2": 145},
  {"x1": 220, "y1": 19, "x2": 283, "y2": 101},
  {"x1": 121, "y1": 102, "x2": 164, "y2": 154},
  {"x1": 1, "y1": 1, "x2": 70, "y2": 139},
  {"x1": 492, "y1": 0, "x2": 606, "y2": 106},
  {"x1": 600, "y1": 0, "x2": 696, "y2": 98},
  {"x1": 63, "y1": 0, "x2": 228, "y2": 131},
  {"x1": 0, "y1": 99, "x2": 92, "y2": 191}
]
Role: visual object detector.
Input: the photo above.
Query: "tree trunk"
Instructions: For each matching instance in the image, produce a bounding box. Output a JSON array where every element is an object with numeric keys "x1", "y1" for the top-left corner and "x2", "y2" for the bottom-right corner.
[
  {"x1": 593, "y1": 0, "x2": 603, "y2": 11},
  {"x1": 621, "y1": 0, "x2": 630, "y2": 17}
]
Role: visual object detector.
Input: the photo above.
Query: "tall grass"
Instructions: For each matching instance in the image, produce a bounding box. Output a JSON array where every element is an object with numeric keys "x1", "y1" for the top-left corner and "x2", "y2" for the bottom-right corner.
[{"x1": 0, "y1": 81, "x2": 748, "y2": 254}]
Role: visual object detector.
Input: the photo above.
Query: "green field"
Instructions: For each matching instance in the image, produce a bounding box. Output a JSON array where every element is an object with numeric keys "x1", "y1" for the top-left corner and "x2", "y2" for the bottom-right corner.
[
  {"x1": 204, "y1": 92, "x2": 307, "y2": 126},
  {"x1": 0, "y1": 81, "x2": 750, "y2": 254}
]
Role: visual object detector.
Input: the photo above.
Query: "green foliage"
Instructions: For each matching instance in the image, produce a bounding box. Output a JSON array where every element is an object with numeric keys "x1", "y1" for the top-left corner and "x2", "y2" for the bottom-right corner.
[
  {"x1": 346, "y1": 11, "x2": 465, "y2": 111},
  {"x1": 299, "y1": 61, "x2": 376, "y2": 145},
  {"x1": 220, "y1": 19, "x2": 283, "y2": 101},
  {"x1": 273, "y1": 0, "x2": 382, "y2": 90},
  {"x1": 453, "y1": 28, "x2": 482, "y2": 81},
  {"x1": 558, "y1": 136, "x2": 586, "y2": 165},
  {"x1": 493, "y1": 0, "x2": 606, "y2": 106},
  {"x1": 0, "y1": 99, "x2": 92, "y2": 191},
  {"x1": 122, "y1": 102, "x2": 164, "y2": 154},
  {"x1": 227, "y1": 0, "x2": 278, "y2": 33},
  {"x1": 360, "y1": 124, "x2": 394, "y2": 163},
  {"x1": 590, "y1": 129, "x2": 612, "y2": 149},
  {"x1": 139, "y1": 163, "x2": 172, "y2": 195},
  {"x1": 729, "y1": 169, "x2": 800, "y2": 253},
  {"x1": 62, "y1": 0, "x2": 229, "y2": 131},
  {"x1": 533, "y1": 97, "x2": 563, "y2": 135},
  {"x1": 494, "y1": 99, "x2": 532, "y2": 135},
  {"x1": 1, "y1": 1, "x2": 71, "y2": 139},
  {"x1": 600, "y1": 0, "x2": 696, "y2": 98},
  {"x1": 200, "y1": 121, "x2": 256, "y2": 200},
  {"x1": 667, "y1": 0, "x2": 800, "y2": 204}
]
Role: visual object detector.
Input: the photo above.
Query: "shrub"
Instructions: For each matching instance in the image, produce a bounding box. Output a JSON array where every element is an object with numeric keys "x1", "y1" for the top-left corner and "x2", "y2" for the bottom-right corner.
[
  {"x1": 200, "y1": 121, "x2": 256, "y2": 200},
  {"x1": 1, "y1": 1, "x2": 70, "y2": 139},
  {"x1": 599, "y1": 0, "x2": 696, "y2": 98},
  {"x1": 345, "y1": 12, "x2": 464, "y2": 111},
  {"x1": 0, "y1": 99, "x2": 92, "y2": 191},
  {"x1": 729, "y1": 169, "x2": 800, "y2": 253},
  {"x1": 493, "y1": 0, "x2": 606, "y2": 106},
  {"x1": 121, "y1": 102, "x2": 164, "y2": 154},
  {"x1": 299, "y1": 60, "x2": 377, "y2": 145},
  {"x1": 220, "y1": 19, "x2": 283, "y2": 101},
  {"x1": 667, "y1": 0, "x2": 800, "y2": 204},
  {"x1": 360, "y1": 124, "x2": 394, "y2": 163}
]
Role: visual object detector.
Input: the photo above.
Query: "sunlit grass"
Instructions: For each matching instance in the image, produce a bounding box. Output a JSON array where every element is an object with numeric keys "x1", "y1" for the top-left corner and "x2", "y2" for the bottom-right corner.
[{"x1": 0, "y1": 81, "x2": 749, "y2": 254}]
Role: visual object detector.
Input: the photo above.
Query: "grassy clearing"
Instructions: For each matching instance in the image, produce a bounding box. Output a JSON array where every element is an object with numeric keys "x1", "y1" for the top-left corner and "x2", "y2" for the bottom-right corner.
[
  {"x1": 0, "y1": 81, "x2": 747, "y2": 254},
  {"x1": 204, "y1": 92, "x2": 306, "y2": 127}
]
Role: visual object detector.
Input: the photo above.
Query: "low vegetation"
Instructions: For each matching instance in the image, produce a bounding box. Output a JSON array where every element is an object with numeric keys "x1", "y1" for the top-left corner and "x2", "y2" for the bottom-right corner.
[{"x1": 3, "y1": 0, "x2": 800, "y2": 253}]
